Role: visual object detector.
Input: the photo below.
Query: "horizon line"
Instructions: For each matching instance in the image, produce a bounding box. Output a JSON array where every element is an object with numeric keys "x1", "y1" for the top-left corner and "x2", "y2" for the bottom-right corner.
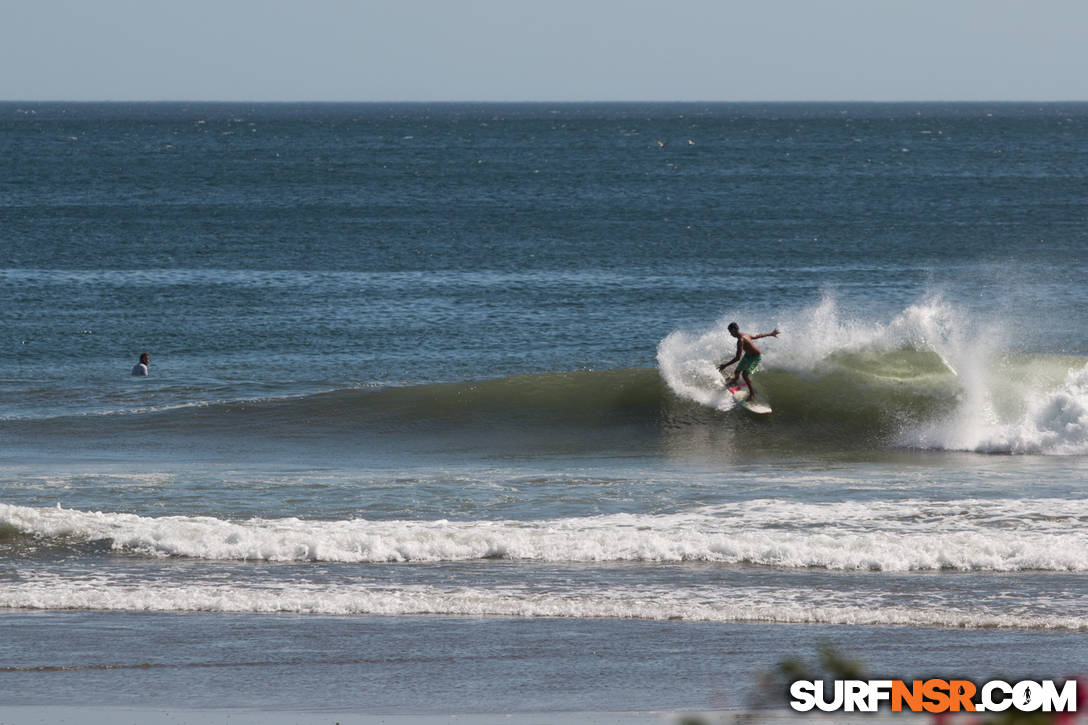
[{"x1": 3, "y1": 98, "x2": 1088, "y2": 105}]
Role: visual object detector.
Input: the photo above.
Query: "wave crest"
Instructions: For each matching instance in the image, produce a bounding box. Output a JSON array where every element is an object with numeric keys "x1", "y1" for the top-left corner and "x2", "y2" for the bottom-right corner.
[
  {"x1": 4, "y1": 501, "x2": 1086, "y2": 571},
  {"x1": 658, "y1": 295, "x2": 1088, "y2": 455}
]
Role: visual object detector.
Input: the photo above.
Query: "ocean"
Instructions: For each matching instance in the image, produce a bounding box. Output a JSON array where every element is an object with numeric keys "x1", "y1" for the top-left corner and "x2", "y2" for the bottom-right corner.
[{"x1": 1, "y1": 101, "x2": 1087, "y2": 715}]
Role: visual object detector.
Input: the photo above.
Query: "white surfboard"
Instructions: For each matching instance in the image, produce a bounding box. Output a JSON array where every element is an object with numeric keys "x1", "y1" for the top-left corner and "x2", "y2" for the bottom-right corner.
[{"x1": 728, "y1": 386, "x2": 772, "y2": 414}]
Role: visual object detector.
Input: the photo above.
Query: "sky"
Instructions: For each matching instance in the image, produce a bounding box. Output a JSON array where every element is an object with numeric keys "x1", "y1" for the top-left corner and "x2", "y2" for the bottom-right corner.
[{"x1": 2, "y1": 0, "x2": 1087, "y2": 102}]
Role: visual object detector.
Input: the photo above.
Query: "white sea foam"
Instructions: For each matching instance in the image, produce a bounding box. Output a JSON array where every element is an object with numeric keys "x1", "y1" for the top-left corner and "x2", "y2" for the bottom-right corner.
[
  {"x1": 658, "y1": 294, "x2": 1088, "y2": 455},
  {"x1": 4, "y1": 499, "x2": 1087, "y2": 571},
  {"x1": 656, "y1": 294, "x2": 963, "y2": 410},
  {"x1": 903, "y1": 361, "x2": 1088, "y2": 455},
  {"x1": 659, "y1": 295, "x2": 962, "y2": 380},
  {"x1": 2, "y1": 573, "x2": 1084, "y2": 630}
]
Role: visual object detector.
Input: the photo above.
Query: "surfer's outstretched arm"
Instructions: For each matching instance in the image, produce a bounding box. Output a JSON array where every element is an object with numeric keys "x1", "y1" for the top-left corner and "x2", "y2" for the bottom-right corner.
[
  {"x1": 752, "y1": 328, "x2": 780, "y2": 340},
  {"x1": 717, "y1": 339, "x2": 743, "y2": 372},
  {"x1": 717, "y1": 356, "x2": 739, "y2": 373}
]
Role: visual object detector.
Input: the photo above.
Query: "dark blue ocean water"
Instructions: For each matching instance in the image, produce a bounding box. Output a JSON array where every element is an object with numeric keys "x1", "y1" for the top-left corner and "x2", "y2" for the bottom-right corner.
[
  {"x1": 2, "y1": 102, "x2": 1087, "y2": 714},
  {"x1": 3, "y1": 103, "x2": 1086, "y2": 399}
]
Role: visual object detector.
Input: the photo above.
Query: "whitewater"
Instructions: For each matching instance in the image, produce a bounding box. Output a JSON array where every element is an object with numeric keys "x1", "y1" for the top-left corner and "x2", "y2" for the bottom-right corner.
[
  {"x1": 4, "y1": 496, "x2": 1087, "y2": 570},
  {"x1": 658, "y1": 295, "x2": 1088, "y2": 456}
]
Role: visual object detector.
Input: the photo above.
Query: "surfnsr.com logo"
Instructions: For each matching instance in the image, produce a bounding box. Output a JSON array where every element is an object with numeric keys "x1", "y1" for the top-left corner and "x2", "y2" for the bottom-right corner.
[{"x1": 789, "y1": 679, "x2": 1078, "y2": 713}]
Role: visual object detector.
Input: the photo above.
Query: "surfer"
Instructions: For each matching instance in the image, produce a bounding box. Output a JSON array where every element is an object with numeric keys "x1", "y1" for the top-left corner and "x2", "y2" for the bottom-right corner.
[
  {"x1": 717, "y1": 323, "x2": 779, "y2": 401},
  {"x1": 131, "y1": 352, "x2": 150, "y2": 376}
]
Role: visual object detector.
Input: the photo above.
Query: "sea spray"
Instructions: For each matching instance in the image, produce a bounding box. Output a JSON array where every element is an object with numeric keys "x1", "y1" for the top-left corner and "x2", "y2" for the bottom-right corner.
[
  {"x1": 656, "y1": 294, "x2": 961, "y2": 412},
  {"x1": 904, "y1": 362, "x2": 1088, "y2": 455},
  {"x1": 658, "y1": 294, "x2": 1086, "y2": 454}
]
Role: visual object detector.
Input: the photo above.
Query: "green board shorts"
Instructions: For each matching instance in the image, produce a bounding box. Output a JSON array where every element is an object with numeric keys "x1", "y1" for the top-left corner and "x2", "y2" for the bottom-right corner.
[{"x1": 736, "y1": 354, "x2": 762, "y2": 375}]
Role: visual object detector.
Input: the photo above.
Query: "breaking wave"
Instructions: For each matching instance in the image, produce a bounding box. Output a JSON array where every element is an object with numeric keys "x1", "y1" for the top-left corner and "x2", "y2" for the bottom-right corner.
[
  {"x1": 4, "y1": 297, "x2": 1085, "y2": 458},
  {"x1": 4, "y1": 499, "x2": 1087, "y2": 571},
  {"x1": 658, "y1": 295, "x2": 1088, "y2": 455}
]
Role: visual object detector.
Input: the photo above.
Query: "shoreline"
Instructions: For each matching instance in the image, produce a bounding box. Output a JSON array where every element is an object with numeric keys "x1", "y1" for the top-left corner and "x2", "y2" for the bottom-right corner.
[
  {"x1": 0, "y1": 708, "x2": 925, "y2": 725},
  {"x1": 0, "y1": 708, "x2": 676, "y2": 725}
]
